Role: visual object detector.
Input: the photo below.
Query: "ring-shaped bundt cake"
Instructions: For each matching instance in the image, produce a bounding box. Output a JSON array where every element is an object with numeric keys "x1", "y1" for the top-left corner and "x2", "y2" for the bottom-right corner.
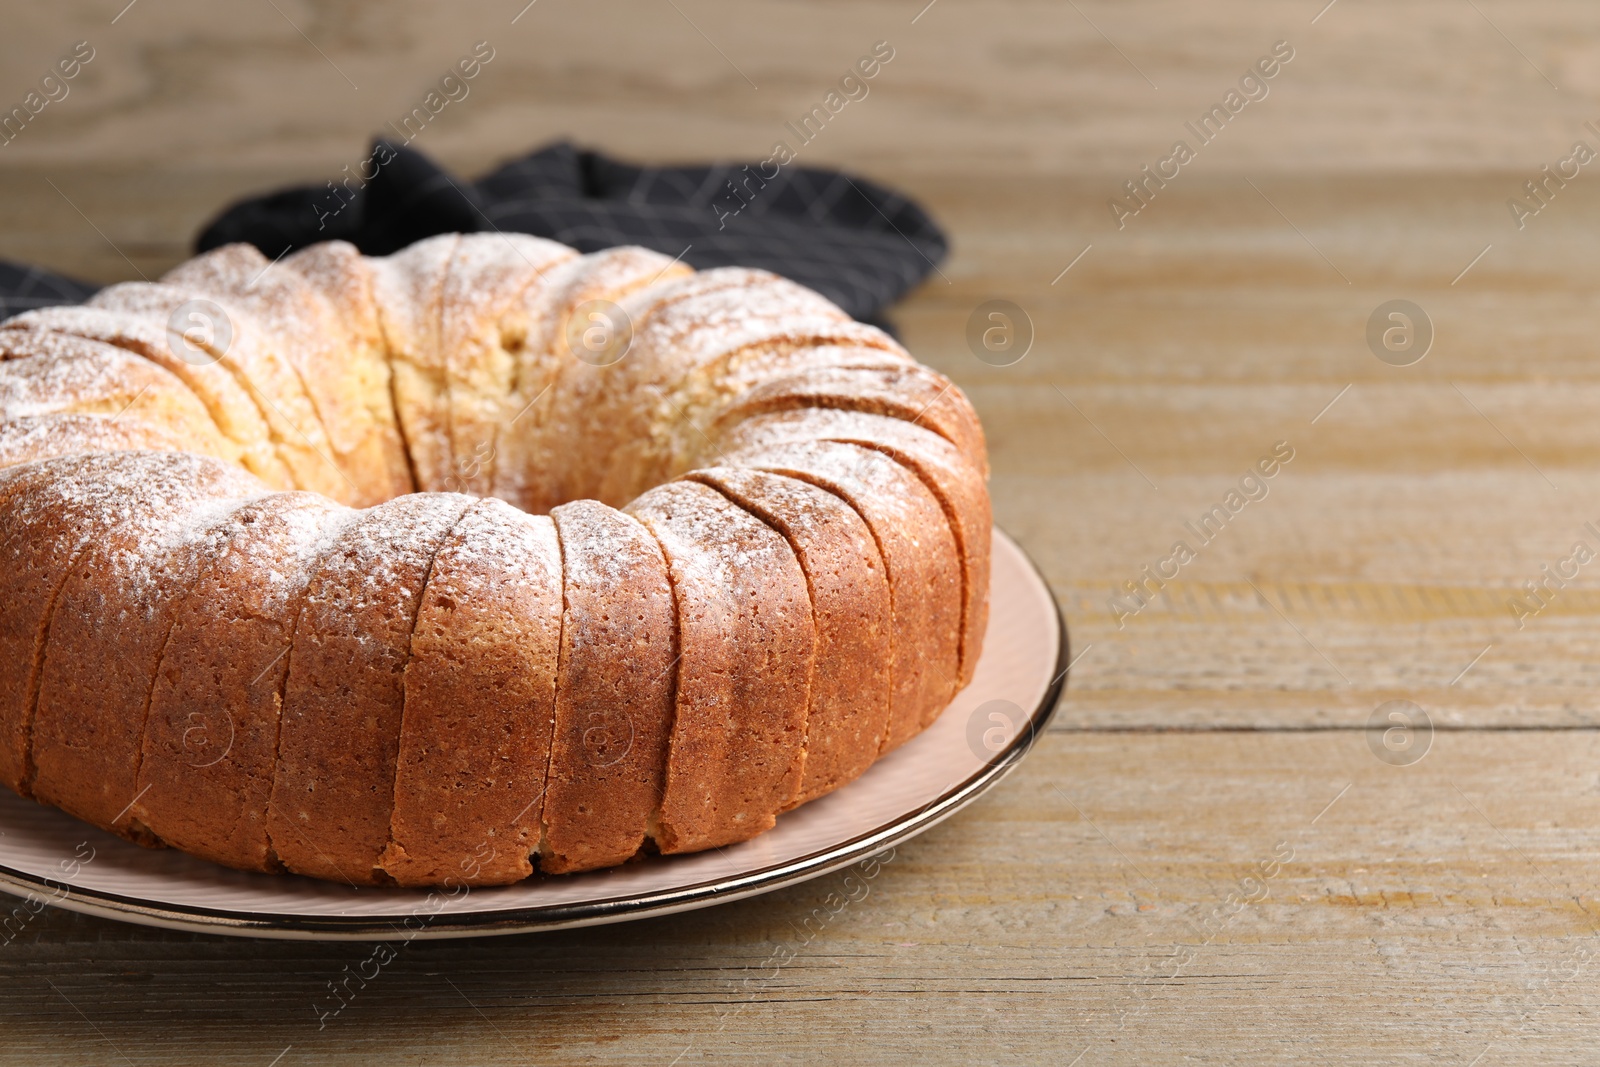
[{"x1": 0, "y1": 233, "x2": 990, "y2": 887}]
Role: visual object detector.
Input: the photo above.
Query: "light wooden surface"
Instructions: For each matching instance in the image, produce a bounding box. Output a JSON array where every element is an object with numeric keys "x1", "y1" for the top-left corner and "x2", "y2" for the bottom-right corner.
[
  {"x1": 7, "y1": 1, "x2": 1600, "y2": 1064},
  {"x1": 5, "y1": 0, "x2": 1600, "y2": 177}
]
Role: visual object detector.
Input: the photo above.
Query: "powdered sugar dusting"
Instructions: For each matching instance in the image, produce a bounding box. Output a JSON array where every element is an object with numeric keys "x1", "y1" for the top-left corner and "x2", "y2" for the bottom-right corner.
[
  {"x1": 5, "y1": 451, "x2": 263, "y2": 529},
  {"x1": 0, "y1": 415, "x2": 190, "y2": 471},
  {"x1": 552, "y1": 498, "x2": 667, "y2": 592},
  {"x1": 197, "y1": 492, "x2": 353, "y2": 608},
  {"x1": 17, "y1": 452, "x2": 265, "y2": 618},
  {"x1": 164, "y1": 245, "x2": 369, "y2": 457},
  {"x1": 729, "y1": 439, "x2": 924, "y2": 526},
  {"x1": 693, "y1": 465, "x2": 840, "y2": 541},
  {"x1": 5, "y1": 301, "x2": 287, "y2": 484},
  {"x1": 435, "y1": 495, "x2": 561, "y2": 605},
  {"x1": 0, "y1": 327, "x2": 142, "y2": 366},
  {"x1": 0, "y1": 347, "x2": 169, "y2": 418},
  {"x1": 285, "y1": 241, "x2": 382, "y2": 337},
  {"x1": 718, "y1": 406, "x2": 941, "y2": 457},
  {"x1": 301, "y1": 492, "x2": 474, "y2": 633},
  {"x1": 7, "y1": 304, "x2": 177, "y2": 356},
  {"x1": 626, "y1": 480, "x2": 792, "y2": 594}
]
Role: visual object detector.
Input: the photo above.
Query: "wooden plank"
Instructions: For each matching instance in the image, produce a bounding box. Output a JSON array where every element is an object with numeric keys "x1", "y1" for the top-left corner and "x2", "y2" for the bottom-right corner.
[
  {"x1": 0, "y1": 732, "x2": 1596, "y2": 1064},
  {"x1": 3, "y1": 1, "x2": 1600, "y2": 179}
]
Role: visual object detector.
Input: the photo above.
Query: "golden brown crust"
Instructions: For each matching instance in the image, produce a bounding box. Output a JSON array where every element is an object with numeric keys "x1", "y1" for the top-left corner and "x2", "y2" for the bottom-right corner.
[
  {"x1": 133, "y1": 492, "x2": 350, "y2": 873},
  {"x1": 0, "y1": 329, "x2": 237, "y2": 461},
  {"x1": 0, "y1": 414, "x2": 193, "y2": 471},
  {"x1": 165, "y1": 244, "x2": 409, "y2": 506},
  {"x1": 718, "y1": 363, "x2": 989, "y2": 480},
  {"x1": 627, "y1": 480, "x2": 814, "y2": 852},
  {"x1": 382, "y1": 498, "x2": 563, "y2": 887},
  {"x1": 3, "y1": 301, "x2": 293, "y2": 487},
  {"x1": 283, "y1": 241, "x2": 415, "y2": 503},
  {"x1": 29, "y1": 454, "x2": 266, "y2": 836},
  {"x1": 688, "y1": 467, "x2": 892, "y2": 805},
  {"x1": 268, "y1": 492, "x2": 473, "y2": 884},
  {"x1": 720, "y1": 408, "x2": 990, "y2": 689},
  {"x1": 724, "y1": 439, "x2": 961, "y2": 748},
  {"x1": 541, "y1": 500, "x2": 678, "y2": 873}
]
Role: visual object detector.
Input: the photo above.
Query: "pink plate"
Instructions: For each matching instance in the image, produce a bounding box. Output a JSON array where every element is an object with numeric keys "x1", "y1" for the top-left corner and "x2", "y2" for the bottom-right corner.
[{"x1": 0, "y1": 528, "x2": 1066, "y2": 940}]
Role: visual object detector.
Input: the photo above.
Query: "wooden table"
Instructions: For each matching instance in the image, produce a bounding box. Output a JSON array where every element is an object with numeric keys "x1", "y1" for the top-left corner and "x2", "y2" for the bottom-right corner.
[
  {"x1": 3, "y1": 165, "x2": 1595, "y2": 1066},
  {"x1": 6, "y1": 1, "x2": 1600, "y2": 1061}
]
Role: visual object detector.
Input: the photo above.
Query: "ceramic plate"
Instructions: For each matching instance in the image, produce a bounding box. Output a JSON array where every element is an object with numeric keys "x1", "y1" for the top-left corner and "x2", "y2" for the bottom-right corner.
[{"x1": 0, "y1": 528, "x2": 1067, "y2": 940}]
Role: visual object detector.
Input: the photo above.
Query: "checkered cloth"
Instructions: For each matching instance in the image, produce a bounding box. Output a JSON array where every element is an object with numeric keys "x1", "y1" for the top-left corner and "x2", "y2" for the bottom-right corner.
[
  {"x1": 0, "y1": 262, "x2": 99, "y2": 320},
  {"x1": 0, "y1": 142, "x2": 946, "y2": 329},
  {"x1": 194, "y1": 140, "x2": 946, "y2": 327}
]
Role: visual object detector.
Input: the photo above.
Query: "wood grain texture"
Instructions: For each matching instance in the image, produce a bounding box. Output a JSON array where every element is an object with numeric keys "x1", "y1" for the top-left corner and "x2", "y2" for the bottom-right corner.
[
  {"x1": 3, "y1": 0, "x2": 1600, "y2": 177},
  {"x1": 6, "y1": 0, "x2": 1600, "y2": 1062},
  {"x1": 5, "y1": 733, "x2": 1600, "y2": 1065}
]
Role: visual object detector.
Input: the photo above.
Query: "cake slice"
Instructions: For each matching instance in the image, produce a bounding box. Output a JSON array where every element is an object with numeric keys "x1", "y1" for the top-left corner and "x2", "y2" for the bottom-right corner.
[
  {"x1": 381, "y1": 498, "x2": 564, "y2": 887},
  {"x1": 369, "y1": 235, "x2": 460, "y2": 491},
  {"x1": 541, "y1": 500, "x2": 678, "y2": 873},
  {"x1": 3, "y1": 303, "x2": 291, "y2": 487},
  {"x1": 87, "y1": 282, "x2": 350, "y2": 502},
  {"x1": 688, "y1": 467, "x2": 892, "y2": 805},
  {"x1": 721, "y1": 408, "x2": 990, "y2": 688},
  {"x1": 284, "y1": 240, "x2": 415, "y2": 503},
  {"x1": 268, "y1": 491, "x2": 473, "y2": 884},
  {"x1": 29, "y1": 453, "x2": 266, "y2": 836},
  {"x1": 725, "y1": 439, "x2": 961, "y2": 747},
  {"x1": 0, "y1": 455, "x2": 113, "y2": 795},
  {"x1": 0, "y1": 329, "x2": 235, "y2": 462},
  {"x1": 627, "y1": 480, "x2": 814, "y2": 852},
  {"x1": 165, "y1": 244, "x2": 410, "y2": 507},
  {"x1": 436, "y1": 233, "x2": 575, "y2": 497},
  {"x1": 132, "y1": 492, "x2": 352, "y2": 872}
]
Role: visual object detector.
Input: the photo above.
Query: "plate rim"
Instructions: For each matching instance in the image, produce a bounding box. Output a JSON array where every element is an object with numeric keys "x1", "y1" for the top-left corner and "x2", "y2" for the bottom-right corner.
[{"x1": 0, "y1": 528, "x2": 1068, "y2": 941}]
